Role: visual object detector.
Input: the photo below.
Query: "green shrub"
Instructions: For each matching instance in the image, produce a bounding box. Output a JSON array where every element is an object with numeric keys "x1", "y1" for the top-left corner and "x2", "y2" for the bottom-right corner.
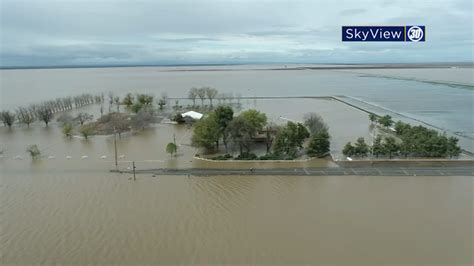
[{"x1": 211, "y1": 154, "x2": 233, "y2": 160}]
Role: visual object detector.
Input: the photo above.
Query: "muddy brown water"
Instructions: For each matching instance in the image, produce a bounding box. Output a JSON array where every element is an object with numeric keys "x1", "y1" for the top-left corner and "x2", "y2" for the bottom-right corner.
[
  {"x1": 1, "y1": 67, "x2": 473, "y2": 264},
  {"x1": 1, "y1": 170, "x2": 472, "y2": 265},
  {"x1": 0, "y1": 98, "x2": 372, "y2": 171}
]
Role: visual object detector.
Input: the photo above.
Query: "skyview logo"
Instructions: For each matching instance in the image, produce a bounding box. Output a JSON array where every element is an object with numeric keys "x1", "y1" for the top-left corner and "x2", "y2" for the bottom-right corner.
[{"x1": 342, "y1": 26, "x2": 425, "y2": 42}]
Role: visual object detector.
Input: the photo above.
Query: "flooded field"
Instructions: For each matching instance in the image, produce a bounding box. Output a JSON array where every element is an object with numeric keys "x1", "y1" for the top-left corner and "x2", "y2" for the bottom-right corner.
[
  {"x1": 1, "y1": 66, "x2": 473, "y2": 264},
  {"x1": 0, "y1": 98, "x2": 371, "y2": 172},
  {"x1": 1, "y1": 65, "x2": 473, "y2": 146},
  {"x1": 1, "y1": 171, "x2": 472, "y2": 265}
]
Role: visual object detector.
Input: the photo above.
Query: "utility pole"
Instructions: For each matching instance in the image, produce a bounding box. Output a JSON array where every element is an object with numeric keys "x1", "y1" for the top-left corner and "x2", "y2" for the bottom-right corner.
[
  {"x1": 173, "y1": 133, "x2": 177, "y2": 156},
  {"x1": 132, "y1": 161, "x2": 136, "y2": 181},
  {"x1": 370, "y1": 127, "x2": 377, "y2": 165},
  {"x1": 114, "y1": 126, "x2": 118, "y2": 170}
]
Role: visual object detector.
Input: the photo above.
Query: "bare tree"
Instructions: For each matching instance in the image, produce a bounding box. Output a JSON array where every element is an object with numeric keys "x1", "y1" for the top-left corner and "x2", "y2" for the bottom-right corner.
[
  {"x1": 109, "y1": 115, "x2": 129, "y2": 138},
  {"x1": 188, "y1": 88, "x2": 198, "y2": 106},
  {"x1": 114, "y1": 96, "x2": 121, "y2": 112},
  {"x1": 36, "y1": 104, "x2": 54, "y2": 126},
  {"x1": 205, "y1": 87, "x2": 218, "y2": 106},
  {"x1": 0, "y1": 111, "x2": 15, "y2": 128},
  {"x1": 108, "y1": 92, "x2": 114, "y2": 112},
  {"x1": 197, "y1": 87, "x2": 207, "y2": 107},
  {"x1": 131, "y1": 109, "x2": 157, "y2": 130},
  {"x1": 17, "y1": 107, "x2": 35, "y2": 127},
  {"x1": 75, "y1": 112, "x2": 93, "y2": 125},
  {"x1": 26, "y1": 145, "x2": 41, "y2": 160},
  {"x1": 56, "y1": 113, "x2": 74, "y2": 126}
]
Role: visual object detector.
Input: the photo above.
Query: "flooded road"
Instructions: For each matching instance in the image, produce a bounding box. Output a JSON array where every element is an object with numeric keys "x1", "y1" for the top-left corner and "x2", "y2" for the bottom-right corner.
[{"x1": 1, "y1": 171, "x2": 472, "y2": 265}]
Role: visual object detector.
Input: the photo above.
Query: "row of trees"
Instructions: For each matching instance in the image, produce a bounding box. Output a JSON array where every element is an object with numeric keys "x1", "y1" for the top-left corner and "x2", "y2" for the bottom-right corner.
[
  {"x1": 343, "y1": 121, "x2": 462, "y2": 158},
  {"x1": 369, "y1": 113, "x2": 394, "y2": 128},
  {"x1": 188, "y1": 87, "x2": 219, "y2": 107},
  {"x1": 121, "y1": 93, "x2": 169, "y2": 113},
  {"x1": 191, "y1": 108, "x2": 331, "y2": 160},
  {"x1": 1, "y1": 94, "x2": 102, "y2": 128}
]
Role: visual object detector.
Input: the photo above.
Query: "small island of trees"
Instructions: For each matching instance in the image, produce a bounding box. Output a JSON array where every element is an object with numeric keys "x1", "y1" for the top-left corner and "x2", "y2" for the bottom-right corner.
[{"x1": 191, "y1": 107, "x2": 331, "y2": 160}]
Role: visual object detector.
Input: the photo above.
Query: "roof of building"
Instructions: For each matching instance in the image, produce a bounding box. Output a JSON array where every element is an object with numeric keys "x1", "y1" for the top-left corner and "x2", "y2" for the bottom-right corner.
[{"x1": 181, "y1": 111, "x2": 203, "y2": 120}]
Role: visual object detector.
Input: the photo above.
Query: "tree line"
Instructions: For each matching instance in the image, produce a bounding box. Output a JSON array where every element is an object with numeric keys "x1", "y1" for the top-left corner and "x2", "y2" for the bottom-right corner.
[{"x1": 1, "y1": 94, "x2": 103, "y2": 128}]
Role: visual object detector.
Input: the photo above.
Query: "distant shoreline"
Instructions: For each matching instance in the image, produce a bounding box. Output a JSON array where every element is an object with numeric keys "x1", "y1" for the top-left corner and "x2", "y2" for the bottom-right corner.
[{"x1": 1, "y1": 62, "x2": 473, "y2": 71}]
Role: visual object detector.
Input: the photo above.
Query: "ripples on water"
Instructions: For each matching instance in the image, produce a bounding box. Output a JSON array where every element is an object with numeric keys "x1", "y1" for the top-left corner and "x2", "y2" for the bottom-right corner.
[{"x1": 1, "y1": 173, "x2": 472, "y2": 264}]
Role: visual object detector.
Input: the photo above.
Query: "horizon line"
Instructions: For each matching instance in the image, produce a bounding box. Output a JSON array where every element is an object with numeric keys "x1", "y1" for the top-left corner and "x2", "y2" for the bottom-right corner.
[{"x1": 1, "y1": 61, "x2": 473, "y2": 70}]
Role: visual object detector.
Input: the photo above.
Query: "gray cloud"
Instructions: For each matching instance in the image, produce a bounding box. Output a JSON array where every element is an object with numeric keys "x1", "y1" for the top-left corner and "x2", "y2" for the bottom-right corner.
[{"x1": 0, "y1": 0, "x2": 472, "y2": 67}]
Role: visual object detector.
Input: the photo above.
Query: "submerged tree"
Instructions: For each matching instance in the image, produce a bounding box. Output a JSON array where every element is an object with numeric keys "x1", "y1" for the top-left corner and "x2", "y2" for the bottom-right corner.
[
  {"x1": 36, "y1": 105, "x2": 54, "y2": 126},
  {"x1": 158, "y1": 96, "x2": 167, "y2": 110},
  {"x1": 123, "y1": 93, "x2": 134, "y2": 107},
  {"x1": 26, "y1": 145, "x2": 41, "y2": 160},
  {"x1": 131, "y1": 102, "x2": 144, "y2": 114},
  {"x1": 0, "y1": 111, "x2": 16, "y2": 128},
  {"x1": 16, "y1": 107, "x2": 35, "y2": 127},
  {"x1": 56, "y1": 113, "x2": 74, "y2": 126},
  {"x1": 108, "y1": 92, "x2": 114, "y2": 112},
  {"x1": 131, "y1": 109, "x2": 156, "y2": 130},
  {"x1": 75, "y1": 112, "x2": 93, "y2": 126},
  {"x1": 197, "y1": 87, "x2": 207, "y2": 107},
  {"x1": 188, "y1": 88, "x2": 198, "y2": 106},
  {"x1": 114, "y1": 96, "x2": 121, "y2": 112},
  {"x1": 137, "y1": 94, "x2": 154, "y2": 106},
  {"x1": 79, "y1": 124, "x2": 94, "y2": 140},
  {"x1": 205, "y1": 87, "x2": 218, "y2": 106},
  {"x1": 62, "y1": 123, "x2": 73, "y2": 137},
  {"x1": 166, "y1": 142, "x2": 178, "y2": 157}
]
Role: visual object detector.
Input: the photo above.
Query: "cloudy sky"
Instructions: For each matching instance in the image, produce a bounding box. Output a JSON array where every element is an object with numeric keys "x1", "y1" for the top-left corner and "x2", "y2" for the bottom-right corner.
[{"x1": 1, "y1": 0, "x2": 473, "y2": 67}]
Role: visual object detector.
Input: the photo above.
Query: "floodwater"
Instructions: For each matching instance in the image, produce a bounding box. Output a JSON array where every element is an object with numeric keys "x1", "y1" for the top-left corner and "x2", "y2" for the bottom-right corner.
[
  {"x1": 1, "y1": 65, "x2": 473, "y2": 264},
  {"x1": 0, "y1": 98, "x2": 367, "y2": 171},
  {"x1": 1, "y1": 65, "x2": 473, "y2": 136},
  {"x1": 1, "y1": 171, "x2": 472, "y2": 265}
]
